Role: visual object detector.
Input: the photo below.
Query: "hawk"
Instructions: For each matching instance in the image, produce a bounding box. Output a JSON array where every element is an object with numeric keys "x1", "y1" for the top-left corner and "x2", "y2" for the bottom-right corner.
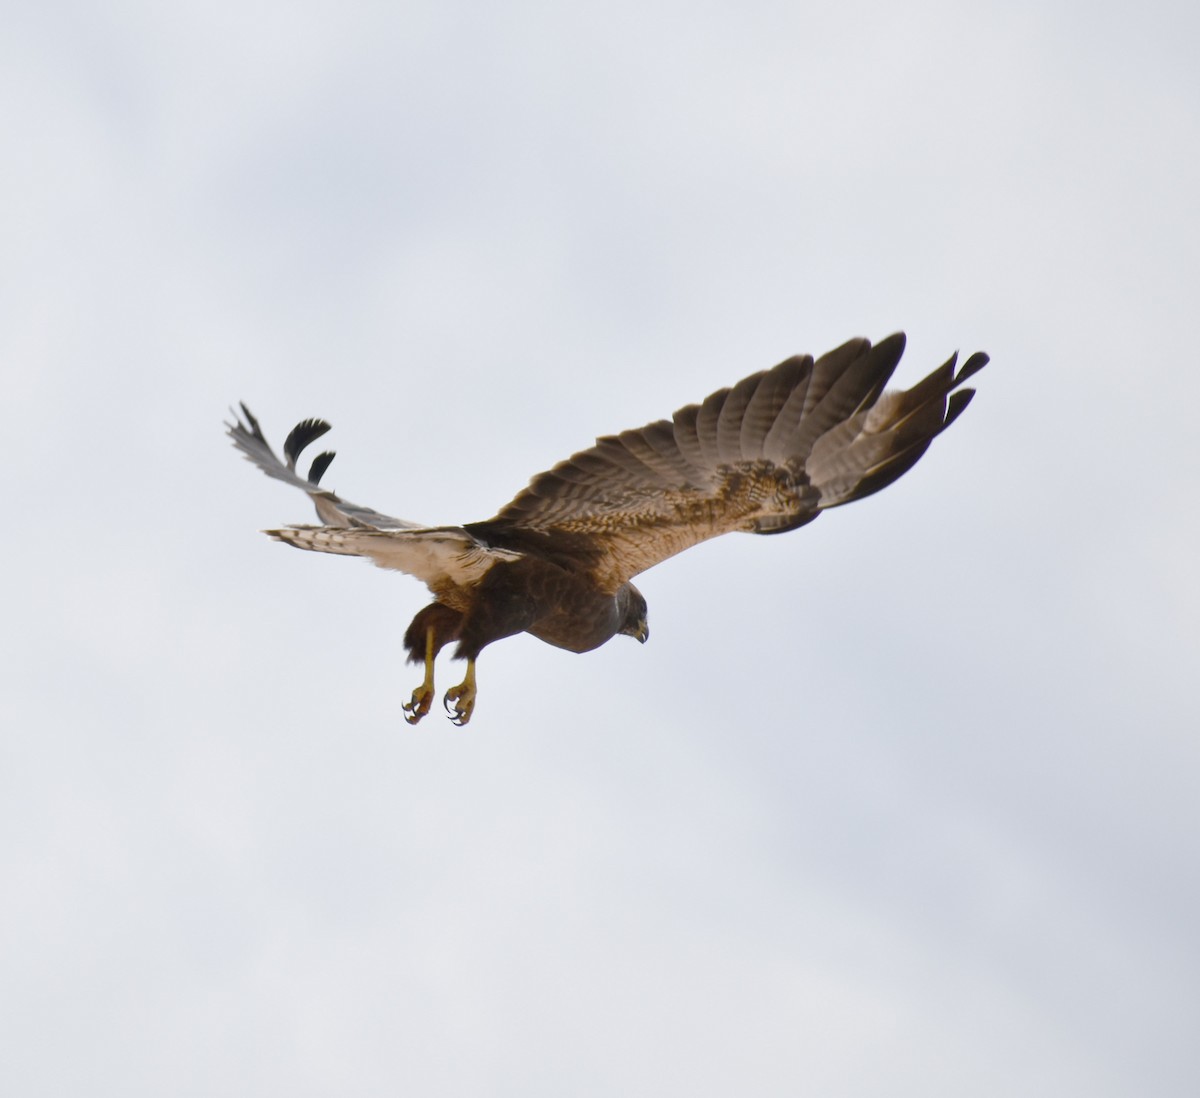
[{"x1": 228, "y1": 332, "x2": 987, "y2": 725}]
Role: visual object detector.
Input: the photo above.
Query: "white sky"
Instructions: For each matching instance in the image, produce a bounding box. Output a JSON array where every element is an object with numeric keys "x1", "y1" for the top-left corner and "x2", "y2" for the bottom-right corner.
[{"x1": 3, "y1": 1, "x2": 1198, "y2": 1094}]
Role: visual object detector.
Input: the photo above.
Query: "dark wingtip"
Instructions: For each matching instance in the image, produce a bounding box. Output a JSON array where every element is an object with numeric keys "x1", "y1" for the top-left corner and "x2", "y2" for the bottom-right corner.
[
  {"x1": 942, "y1": 388, "x2": 977, "y2": 431},
  {"x1": 227, "y1": 402, "x2": 265, "y2": 440},
  {"x1": 283, "y1": 418, "x2": 332, "y2": 470},
  {"x1": 955, "y1": 351, "x2": 989, "y2": 387},
  {"x1": 308, "y1": 450, "x2": 336, "y2": 485}
]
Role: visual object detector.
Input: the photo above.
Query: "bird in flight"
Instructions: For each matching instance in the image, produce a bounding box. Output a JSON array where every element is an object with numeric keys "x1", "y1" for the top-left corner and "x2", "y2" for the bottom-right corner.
[{"x1": 228, "y1": 332, "x2": 987, "y2": 725}]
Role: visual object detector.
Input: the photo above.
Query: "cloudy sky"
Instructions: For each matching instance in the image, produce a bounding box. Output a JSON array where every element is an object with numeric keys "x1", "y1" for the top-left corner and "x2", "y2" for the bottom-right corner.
[{"x1": 3, "y1": 1, "x2": 1198, "y2": 1094}]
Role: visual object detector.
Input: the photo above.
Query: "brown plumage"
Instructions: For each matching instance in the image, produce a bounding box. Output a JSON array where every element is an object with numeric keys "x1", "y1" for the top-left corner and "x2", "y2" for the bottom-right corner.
[{"x1": 227, "y1": 332, "x2": 987, "y2": 724}]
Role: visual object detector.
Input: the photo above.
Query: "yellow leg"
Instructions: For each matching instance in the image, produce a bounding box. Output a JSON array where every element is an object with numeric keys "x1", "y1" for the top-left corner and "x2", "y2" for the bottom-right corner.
[
  {"x1": 443, "y1": 659, "x2": 477, "y2": 727},
  {"x1": 402, "y1": 627, "x2": 436, "y2": 725}
]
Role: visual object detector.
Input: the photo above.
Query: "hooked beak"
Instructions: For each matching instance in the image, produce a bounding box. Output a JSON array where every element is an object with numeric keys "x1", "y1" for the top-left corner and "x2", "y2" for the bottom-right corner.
[{"x1": 634, "y1": 619, "x2": 649, "y2": 644}]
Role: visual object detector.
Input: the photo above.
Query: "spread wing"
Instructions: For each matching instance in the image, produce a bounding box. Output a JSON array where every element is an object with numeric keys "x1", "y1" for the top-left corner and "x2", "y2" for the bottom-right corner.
[
  {"x1": 226, "y1": 404, "x2": 520, "y2": 598},
  {"x1": 470, "y1": 333, "x2": 987, "y2": 591},
  {"x1": 227, "y1": 403, "x2": 421, "y2": 531}
]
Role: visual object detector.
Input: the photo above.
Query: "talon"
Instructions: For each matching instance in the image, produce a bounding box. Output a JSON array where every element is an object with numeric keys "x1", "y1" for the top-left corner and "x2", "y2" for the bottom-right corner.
[
  {"x1": 403, "y1": 625, "x2": 437, "y2": 726},
  {"x1": 442, "y1": 659, "x2": 477, "y2": 726},
  {"x1": 403, "y1": 684, "x2": 434, "y2": 725}
]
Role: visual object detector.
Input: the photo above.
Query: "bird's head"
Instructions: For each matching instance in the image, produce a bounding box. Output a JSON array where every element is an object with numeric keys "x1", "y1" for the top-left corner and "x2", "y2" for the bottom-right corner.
[{"x1": 618, "y1": 584, "x2": 649, "y2": 644}]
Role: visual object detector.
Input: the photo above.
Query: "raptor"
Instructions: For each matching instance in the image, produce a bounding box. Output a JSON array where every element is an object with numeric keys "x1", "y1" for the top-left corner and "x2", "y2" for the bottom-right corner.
[{"x1": 228, "y1": 333, "x2": 987, "y2": 725}]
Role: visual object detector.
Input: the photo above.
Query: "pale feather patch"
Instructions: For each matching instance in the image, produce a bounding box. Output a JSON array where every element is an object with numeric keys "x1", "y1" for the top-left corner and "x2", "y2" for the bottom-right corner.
[
  {"x1": 264, "y1": 525, "x2": 522, "y2": 591},
  {"x1": 863, "y1": 389, "x2": 905, "y2": 433}
]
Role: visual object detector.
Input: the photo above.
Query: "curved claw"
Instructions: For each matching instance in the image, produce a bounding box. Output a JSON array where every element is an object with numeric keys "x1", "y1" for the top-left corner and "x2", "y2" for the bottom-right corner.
[
  {"x1": 403, "y1": 684, "x2": 435, "y2": 725},
  {"x1": 442, "y1": 660, "x2": 477, "y2": 727},
  {"x1": 443, "y1": 685, "x2": 475, "y2": 726},
  {"x1": 403, "y1": 625, "x2": 437, "y2": 727}
]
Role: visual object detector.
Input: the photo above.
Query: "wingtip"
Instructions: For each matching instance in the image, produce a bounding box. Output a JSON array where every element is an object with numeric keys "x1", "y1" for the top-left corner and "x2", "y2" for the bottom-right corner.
[
  {"x1": 955, "y1": 351, "x2": 989, "y2": 386},
  {"x1": 942, "y1": 387, "x2": 977, "y2": 431},
  {"x1": 283, "y1": 418, "x2": 333, "y2": 471},
  {"x1": 308, "y1": 450, "x2": 336, "y2": 486},
  {"x1": 237, "y1": 401, "x2": 261, "y2": 432}
]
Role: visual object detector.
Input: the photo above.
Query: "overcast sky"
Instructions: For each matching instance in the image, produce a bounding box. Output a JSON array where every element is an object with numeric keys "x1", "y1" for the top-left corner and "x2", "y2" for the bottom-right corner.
[{"x1": 3, "y1": 1, "x2": 1198, "y2": 1095}]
